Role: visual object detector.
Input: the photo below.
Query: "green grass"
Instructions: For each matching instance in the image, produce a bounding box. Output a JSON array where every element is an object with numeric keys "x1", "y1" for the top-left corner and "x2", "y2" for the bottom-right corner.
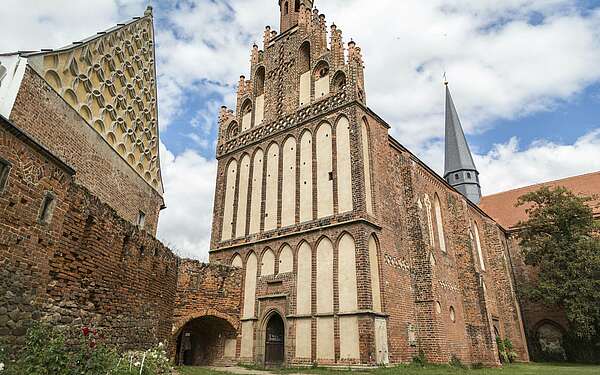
[{"x1": 177, "y1": 363, "x2": 600, "y2": 375}]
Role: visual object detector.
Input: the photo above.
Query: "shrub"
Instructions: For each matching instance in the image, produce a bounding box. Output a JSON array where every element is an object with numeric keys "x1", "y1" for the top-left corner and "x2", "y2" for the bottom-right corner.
[
  {"x1": 496, "y1": 337, "x2": 518, "y2": 364},
  {"x1": 412, "y1": 350, "x2": 428, "y2": 367},
  {"x1": 449, "y1": 355, "x2": 466, "y2": 369},
  {"x1": 1, "y1": 323, "x2": 171, "y2": 375}
]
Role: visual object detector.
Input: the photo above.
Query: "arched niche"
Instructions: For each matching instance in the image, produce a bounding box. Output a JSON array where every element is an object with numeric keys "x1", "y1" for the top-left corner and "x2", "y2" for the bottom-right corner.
[
  {"x1": 296, "y1": 241, "x2": 312, "y2": 315},
  {"x1": 316, "y1": 237, "x2": 333, "y2": 313},
  {"x1": 369, "y1": 234, "x2": 382, "y2": 312},
  {"x1": 316, "y1": 123, "x2": 333, "y2": 218},
  {"x1": 298, "y1": 42, "x2": 311, "y2": 106},
  {"x1": 299, "y1": 130, "x2": 313, "y2": 222},
  {"x1": 332, "y1": 70, "x2": 346, "y2": 94},
  {"x1": 264, "y1": 143, "x2": 280, "y2": 231},
  {"x1": 231, "y1": 253, "x2": 243, "y2": 268},
  {"x1": 314, "y1": 60, "x2": 330, "y2": 98},
  {"x1": 261, "y1": 248, "x2": 275, "y2": 276},
  {"x1": 279, "y1": 244, "x2": 293, "y2": 273},
  {"x1": 241, "y1": 99, "x2": 253, "y2": 132},
  {"x1": 235, "y1": 154, "x2": 251, "y2": 238},
  {"x1": 249, "y1": 149, "x2": 264, "y2": 235},
  {"x1": 226, "y1": 121, "x2": 239, "y2": 140},
  {"x1": 254, "y1": 66, "x2": 266, "y2": 126},
  {"x1": 281, "y1": 136, "x2": 297, "y2": 227},
  {"x1": 243, "y1": 252, "x2": 258, "y2": 319},
  {"x1": 221, "y1": 159, "x2": 238, "y2": 241},
  {"x1": 336, "y1": 116, "x2": 353, "y2": 213}
]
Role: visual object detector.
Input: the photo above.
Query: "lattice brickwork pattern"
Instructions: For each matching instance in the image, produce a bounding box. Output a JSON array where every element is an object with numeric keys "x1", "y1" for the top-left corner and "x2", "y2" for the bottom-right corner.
[{"x1": 30, "y1": 16, "x2": 162, "y2": 192}]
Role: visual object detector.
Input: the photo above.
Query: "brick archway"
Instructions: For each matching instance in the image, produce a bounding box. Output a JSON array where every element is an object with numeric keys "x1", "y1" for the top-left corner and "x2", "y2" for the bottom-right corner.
[{"x1": 170, "y1": 309, "x2": 240, "y2": 364}]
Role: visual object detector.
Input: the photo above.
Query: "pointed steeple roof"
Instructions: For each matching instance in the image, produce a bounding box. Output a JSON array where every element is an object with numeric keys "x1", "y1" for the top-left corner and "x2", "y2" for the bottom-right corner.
[{"x1": 444, "y1": 84, "x2": 477, "y2": 177}]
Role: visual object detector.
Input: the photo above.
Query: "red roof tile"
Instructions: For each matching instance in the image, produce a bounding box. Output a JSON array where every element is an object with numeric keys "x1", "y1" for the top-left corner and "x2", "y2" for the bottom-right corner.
[{"x1": 479, "y1": 172, "x2": 600, "y2": 229}]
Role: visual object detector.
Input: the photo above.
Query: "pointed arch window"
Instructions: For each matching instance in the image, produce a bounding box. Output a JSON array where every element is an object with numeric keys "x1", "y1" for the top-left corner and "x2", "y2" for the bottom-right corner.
[
  {"x1": 473, "y1": 222, "x2": 486, "y2": 271},
  {"x1": 424, "y1": 194, "x2": 434, "y2": 247},
  {"x1": 433, "y1": 194, "x2": 447, "y2": 253}
]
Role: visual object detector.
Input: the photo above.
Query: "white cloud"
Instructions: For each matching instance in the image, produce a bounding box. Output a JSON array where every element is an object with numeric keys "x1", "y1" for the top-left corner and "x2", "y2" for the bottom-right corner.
[
  {"x1": 2, "y1": 0, "x2": 600, "y2": 259},
  {"x1": 157, "y1": 143, "x2": 217, "y2": 261},
  {"x1": 477, "y1": 130, "x2": 600, "y2": 195}
]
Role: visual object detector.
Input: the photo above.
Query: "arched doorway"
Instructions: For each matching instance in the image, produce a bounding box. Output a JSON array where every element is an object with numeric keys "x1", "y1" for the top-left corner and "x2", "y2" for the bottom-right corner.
[
  {"x1": 265, "y1": 313, "x2": 285, "y2": 366},
  {"x1": 175, "y1": 316, "x2": 237, "y2": 366},
  {"x1": 534, "y1": 321, "x2": 566, "y2": 362}
]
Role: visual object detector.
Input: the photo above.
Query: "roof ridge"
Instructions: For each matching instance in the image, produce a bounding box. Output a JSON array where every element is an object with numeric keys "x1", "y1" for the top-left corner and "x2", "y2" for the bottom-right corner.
[{"x1": 482, "y1": 171, "x2": 600, "y2": 199}]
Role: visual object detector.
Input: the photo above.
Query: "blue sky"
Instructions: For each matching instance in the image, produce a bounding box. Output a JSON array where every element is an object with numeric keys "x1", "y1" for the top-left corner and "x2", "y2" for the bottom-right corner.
[{"x1": 2, "y1": 0, "x2": 600, "y2": 259}]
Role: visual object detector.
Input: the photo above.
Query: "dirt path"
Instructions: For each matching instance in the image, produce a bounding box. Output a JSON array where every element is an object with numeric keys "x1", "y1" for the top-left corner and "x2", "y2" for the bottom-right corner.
[{"x1": 207, "y1": 366, "x2": 275, "y2": 375}]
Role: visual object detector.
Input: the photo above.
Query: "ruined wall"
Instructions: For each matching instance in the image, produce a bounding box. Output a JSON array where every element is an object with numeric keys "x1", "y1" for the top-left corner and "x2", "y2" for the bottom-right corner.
[
  {"x1": 0, "y1": 117, "x2": 177, "y2": 348},
  {"x1": 8, "y1": 67, "x2": 163, "y2": 234},
  {"x1": 0, "y1": 118, "x2": 73, "y2": 345}
]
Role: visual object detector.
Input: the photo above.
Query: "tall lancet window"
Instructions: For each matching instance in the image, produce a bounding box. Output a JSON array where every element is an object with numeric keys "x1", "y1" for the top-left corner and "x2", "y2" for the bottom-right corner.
[
  {"x1": 298, "y1": 42, "x2": 311, "y2": 107},
  {"x1": 473, "y1": 222, "x2": 486, "y2": 271},
  {"x1": 423, "y1": 194, "x2": 434, "y2": 247},
  {"x1": 434, "y1": 193, "x2": 447, "y2": 253}
]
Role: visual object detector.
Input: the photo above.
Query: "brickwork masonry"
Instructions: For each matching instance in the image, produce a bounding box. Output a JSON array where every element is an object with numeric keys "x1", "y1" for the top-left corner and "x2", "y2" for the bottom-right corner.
[{"x1": 0, "y1": 119, "x2": 241, "y2": 353}]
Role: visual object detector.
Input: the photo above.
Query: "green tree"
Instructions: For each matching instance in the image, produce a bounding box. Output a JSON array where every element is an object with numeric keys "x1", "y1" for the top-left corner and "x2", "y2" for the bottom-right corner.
[{"x1": 517, "y1": 186, "x2": 600, "y2": 341}]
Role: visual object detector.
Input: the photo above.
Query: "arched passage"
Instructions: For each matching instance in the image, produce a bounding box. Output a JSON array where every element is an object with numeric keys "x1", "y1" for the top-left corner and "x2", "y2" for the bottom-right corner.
[
  {"x1": 175, "y1": 315, "x2": 237, "y2": 366},
  {"x1": 265, "y1": 313, "x2": 285, "y2": 366}
]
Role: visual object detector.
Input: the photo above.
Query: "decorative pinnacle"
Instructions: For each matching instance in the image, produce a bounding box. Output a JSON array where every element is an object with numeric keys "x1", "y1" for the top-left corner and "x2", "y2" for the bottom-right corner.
[{"x1": 144, "y1": 5, "x2": 153, "y2": 16}]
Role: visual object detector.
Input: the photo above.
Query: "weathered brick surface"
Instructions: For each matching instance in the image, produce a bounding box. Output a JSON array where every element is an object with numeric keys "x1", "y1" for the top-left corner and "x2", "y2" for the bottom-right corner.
[
  {"x1": 208, "y1": 2, "x2": 530, "y2": 366},
  {"x1": 8, "y1": 67, "x2": 163, "y2": 234},
  {"x1": 171, "y1": 260, "x2": 243, "y2": 361},
  {"x1": 0, "y1": 116, "x2": 176, "y2": 349},
  {"x1": 0, "y1": 116, "x2": 243, "y2": 355}
]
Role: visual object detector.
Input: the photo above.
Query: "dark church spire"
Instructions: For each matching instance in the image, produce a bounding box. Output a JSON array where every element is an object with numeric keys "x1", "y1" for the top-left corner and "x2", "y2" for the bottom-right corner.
[{"x1": 443, "y1": 83, "x2": 482, "y2": 204}]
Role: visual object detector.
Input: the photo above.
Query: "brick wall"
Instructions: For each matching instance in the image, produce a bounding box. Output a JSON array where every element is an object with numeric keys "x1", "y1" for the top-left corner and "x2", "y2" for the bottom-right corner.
[
  {"x1": 0, "y1": 117, "x2": 73, "y2": 345},
  {"x1": 8, "y1": 67, "x2": 163, "y2": 234},
  {"x1": 0, "y1": 117, "x2": 177, "y2": 348},
  {"x1": 171, "y1": 260, "x2": 243, "y2": 359}
]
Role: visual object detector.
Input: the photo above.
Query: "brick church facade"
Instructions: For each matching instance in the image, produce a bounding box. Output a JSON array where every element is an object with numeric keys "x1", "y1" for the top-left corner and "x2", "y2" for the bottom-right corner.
[
  {"x1": 0, "y1": 1, "x2": 597, "y2": 368},
  {"x1": 208, "y1": 0, "x2": 528, "y2": 366}
]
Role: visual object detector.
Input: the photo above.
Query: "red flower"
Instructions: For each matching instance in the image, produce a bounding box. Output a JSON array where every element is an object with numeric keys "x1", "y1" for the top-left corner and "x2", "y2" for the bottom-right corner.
[{"x1": 82, "y1": 327, "x2": 90, "y2": 337}]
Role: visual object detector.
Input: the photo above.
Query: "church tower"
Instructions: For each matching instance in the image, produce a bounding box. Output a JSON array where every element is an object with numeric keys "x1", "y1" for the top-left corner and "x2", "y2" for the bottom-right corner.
[
  {"x1": 279, "y1": 0, "x2": 314, "y2": 32},
  {"x1": 443, "y1": 84, "x2": 482, "y2": 204}
]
